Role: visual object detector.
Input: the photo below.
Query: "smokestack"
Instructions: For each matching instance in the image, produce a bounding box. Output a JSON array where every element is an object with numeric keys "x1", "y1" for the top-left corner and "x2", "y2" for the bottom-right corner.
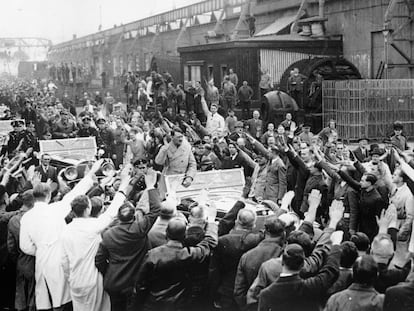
[{"x1": 319, "y1": 0, "x2": 325, "y2": 18}]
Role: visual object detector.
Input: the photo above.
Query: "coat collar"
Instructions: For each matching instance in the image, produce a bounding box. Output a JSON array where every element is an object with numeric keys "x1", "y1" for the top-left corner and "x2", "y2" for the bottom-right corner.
[{"x1": 348, "y1": 283, "x2": 377, "y2": 292}]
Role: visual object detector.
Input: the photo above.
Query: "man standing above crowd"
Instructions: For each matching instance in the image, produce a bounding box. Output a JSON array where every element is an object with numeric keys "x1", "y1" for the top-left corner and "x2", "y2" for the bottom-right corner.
[
  {"x1": 222, "y1": 76, "x2": 237, "y2": 112},
  {"x1": 246, "y1": 110, "x2": 263, "y2": 140},
  {"x1": 238, "y1": 81, "x2": 253, "y2": 120},
  {"x1": 155, "y1": 128, "x2": 197, "y2": 189},
  {"x1": 201, "y1": 96, "x2": 225, "y2": 138},
  {"x1": 229, "y1": 68, "x2": 239, "y2": 88},
  {"x1": 287, "y1": 68, "x2": 307, "y2": 109}
]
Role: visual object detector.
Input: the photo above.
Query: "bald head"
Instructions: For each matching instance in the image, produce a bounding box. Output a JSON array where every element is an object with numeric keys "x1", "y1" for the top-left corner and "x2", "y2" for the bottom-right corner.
[
  {"x1": 166, "y1": 217, "x2": 187, "y2": 241},
  {"x1": 371, "y1": 234, "x2": 394, "y2": 264},
  {"x1": 160, "y1": 199, "x2": 177, "y2": 220},
  {"x1": 190, "y1": 205, "x2": 205, "y2": 219},
  {"x1": 189, "y1": 205, "x2": 206, "y2": 227},
  {"x1": 236, "y1": 208, "x2": 256, "y2": 230}
]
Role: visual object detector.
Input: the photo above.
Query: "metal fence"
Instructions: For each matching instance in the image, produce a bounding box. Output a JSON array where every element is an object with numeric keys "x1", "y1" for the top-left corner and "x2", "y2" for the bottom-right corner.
[{"x1": 322, "y1": 79, "x2": 414, "y2": 141}]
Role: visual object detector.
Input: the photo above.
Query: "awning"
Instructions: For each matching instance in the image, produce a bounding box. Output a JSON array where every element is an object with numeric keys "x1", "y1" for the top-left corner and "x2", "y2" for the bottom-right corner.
[{"x1": 255, "y1": 13, "x2": 303, "y2": 37}]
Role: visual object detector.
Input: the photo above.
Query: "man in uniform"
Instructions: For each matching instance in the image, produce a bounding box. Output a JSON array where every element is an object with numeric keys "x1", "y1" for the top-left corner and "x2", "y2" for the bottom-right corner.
[
  {"x1": 5, "y1": 120, "x2": 36, "y2": 157},
  {"x1": 287, "y1": 68, "x2": 307, "y2": 109},
  {"x1": 52, "y1": 111, "x2": 78, "y2": 139},
  {"x1": 96, "y1": 117, "x2": 115, "y2": 158},
  {"x1": 77, "y1": 115, "x2": 98, "y2": 138}
]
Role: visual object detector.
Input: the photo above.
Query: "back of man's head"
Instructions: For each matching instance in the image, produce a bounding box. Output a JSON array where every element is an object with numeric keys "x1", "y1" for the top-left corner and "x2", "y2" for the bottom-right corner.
[
  {"x1": 166, "y1": 217, "x2": 187, "y2": 242},
  {"x1": 371, "y1": 234, "x2": 394, "y2": 264},
  {"x1": 282, "y1": 243, "x2": 305, "y2": 271},
  {"x1": 33, "y1": 183, "x2": 51, "y2": 202},
  {"x1": 236, "y1": 208, "x2": 256, "y2": 230},
  {"x1": 353, "y1": 255, "x2": 378, "y2": 286},
  {"x1": 287, "y1": 230, "x2": 313, "y2": 257},
  {"x1": 160, "y1": 199, "x2": 177, "y2": 220},
  {"x1": 21, "y1": 190, "x2": 35, "y2": 209},
  {"x1": 117, "y1": 202, "x2": 135, "y2": 222},
  {"x1": 185, "y1": 226, "x2": 205, "y2": 246},
  {"x1": 340, "y1": 241, "x2": 359, "y2": 268},
  {"x1": 264, "y1": 216, "x2": 285, "y2": 238},
  {"x1": 90, "y1": 196, "x2": 103, "y2": 217},
  {"x1": 188, "y1": 205, "x2": 206, "y2": 227},
  {"x1": 71, "y1": 195, "x2": 90, "y2": 217},
  {"x1": 350, "y1": 232, "x2": 370, "y2": 255}
]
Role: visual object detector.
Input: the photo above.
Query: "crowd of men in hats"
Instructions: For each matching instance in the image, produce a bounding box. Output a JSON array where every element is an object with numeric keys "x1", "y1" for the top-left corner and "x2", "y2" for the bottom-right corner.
[{"x1": 0, "y1": 69, "x2": 414, "y2": 311}]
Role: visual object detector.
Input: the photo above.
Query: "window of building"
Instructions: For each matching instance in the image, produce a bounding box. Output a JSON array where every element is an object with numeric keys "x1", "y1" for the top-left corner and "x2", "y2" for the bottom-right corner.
[
  {"x1": 184, "y1": 61, "x2": 204, "y2": 86},
  {"x1": 113, "y1": 57, "x2": 118, "y2": 76},
  {"x1": 184, "y1": 65, "x2": 189, "y2": 83},
  {"x1": 191, "y1": 66, "x2": 201, "y2": 84},
  {"x1": 127, "y1": 54, "x2": 133, "y2": 72},
  {"x1": 135, "y1": 55, "x2": 140, "y2": 71},
  {"x1": 144, "y1": 53, "x2": 151, "y2": 71}
]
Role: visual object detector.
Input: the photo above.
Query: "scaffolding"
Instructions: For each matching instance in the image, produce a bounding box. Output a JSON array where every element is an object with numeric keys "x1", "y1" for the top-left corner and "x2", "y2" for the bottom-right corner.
[{"x1": 322, "y1": 79, "x2": 414, "y2": 141}]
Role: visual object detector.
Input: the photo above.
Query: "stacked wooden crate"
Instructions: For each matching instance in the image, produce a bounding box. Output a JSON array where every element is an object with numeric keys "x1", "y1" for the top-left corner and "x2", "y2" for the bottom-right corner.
[{"x1": 322, "y1": 79, "x2": 414, "y2": 141}]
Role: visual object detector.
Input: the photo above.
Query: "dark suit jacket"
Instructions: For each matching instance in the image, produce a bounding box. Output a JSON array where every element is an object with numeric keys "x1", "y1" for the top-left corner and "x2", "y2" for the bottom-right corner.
[
  {"x1": 222, "y1": 152, "x2": 254, "y2": 177},
  {"x1": 34, "y1": 165, "x2": 57, "y2": 183},
  {"x1": 135, "y1": 222, "x2": 218, "y2": 308},
  {"x1": 234, "y1": 237, "x2": 284, "y2": 308},
  {"x1": 246, "y1": 118, "x2": 263, "y2": 138},
  {"x1": 353, "y1": 147, "x2": 370, "y2": 163},
  {"x1": 375, "y1": 261, "x2": 411, "y2": 294},
  {"x1": 258, "y1": 245, "x2": 341, "y2": 311},
  {"x1": 95, "y1": 189, "x2": 161, "y2": 294},
  {"x1": 210, "y1": 228, "x2": 263, "y2": 299},
  {"x1": 384, "y1": 279, "x2": 414, "y2": 311}
]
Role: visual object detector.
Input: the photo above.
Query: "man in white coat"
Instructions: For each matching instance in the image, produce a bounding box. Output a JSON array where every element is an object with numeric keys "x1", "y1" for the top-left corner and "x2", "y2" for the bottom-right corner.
[
  {"x1": 155, "y1": 128, "x2": 197, "y2": 197},
  {"x1": 60, "y1": 164, "x2": 134, "y2": 311},
  {"x1": 19, "y1": 160, "x2": 105, "y2": 310}
]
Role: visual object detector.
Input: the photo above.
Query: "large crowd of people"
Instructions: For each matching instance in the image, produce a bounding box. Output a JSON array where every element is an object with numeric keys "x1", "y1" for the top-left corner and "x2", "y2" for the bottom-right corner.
[{"x1": 0, "y1": 70, "x2": 414, "y2": 311}]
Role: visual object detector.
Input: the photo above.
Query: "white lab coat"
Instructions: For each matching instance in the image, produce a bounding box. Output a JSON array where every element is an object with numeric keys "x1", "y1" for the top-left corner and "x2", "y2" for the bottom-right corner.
[
  {"x1": 20, "y1": 176, "x2": 94, "y2": 310},
  {"x1": 60, "y1": 192, "x2": 125, "y2": 311}
]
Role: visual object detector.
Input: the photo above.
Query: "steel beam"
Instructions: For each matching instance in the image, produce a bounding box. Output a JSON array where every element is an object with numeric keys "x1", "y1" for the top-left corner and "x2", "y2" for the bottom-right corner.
[
  {"x1": 391, "y1": 42, "x2": 412, "y2": 63},
  {"x1": 0, "y1": 37, "x2": 52, "y2": 48}
]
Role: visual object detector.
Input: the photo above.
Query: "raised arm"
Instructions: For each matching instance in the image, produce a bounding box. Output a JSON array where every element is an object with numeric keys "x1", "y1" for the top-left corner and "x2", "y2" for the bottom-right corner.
[
  {"x1": 94, "y1": 165, "x2": 134, "y2": 232},
  {"x1": 201, "y1": 95, "x2": 210, "y2": 117},
  {"x1": 129, "y1": 171, "x2": 162, "y2": 236},
  {"x1": 337, "y1": 168, "x2": 361, "y2": 191}
]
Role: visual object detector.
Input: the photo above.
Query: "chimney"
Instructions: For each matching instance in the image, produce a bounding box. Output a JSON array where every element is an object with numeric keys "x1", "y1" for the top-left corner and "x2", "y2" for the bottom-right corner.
[
  {"x1": 319, "y1": 0, "x2": 325, "y2": 18},
  {"x1": 73, "y1": 34, "x2": 77, "y2": 40}
]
